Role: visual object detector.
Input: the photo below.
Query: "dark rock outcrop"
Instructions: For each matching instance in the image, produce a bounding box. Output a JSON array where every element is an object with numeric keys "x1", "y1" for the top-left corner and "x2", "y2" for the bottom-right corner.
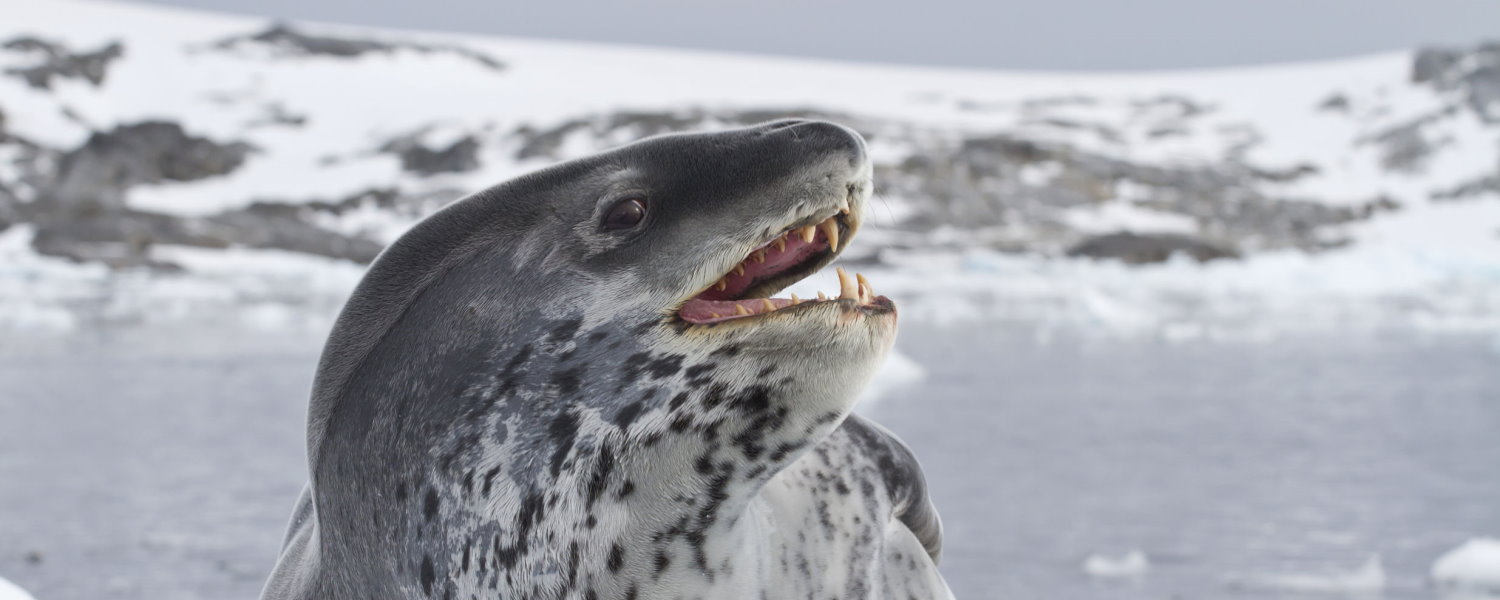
[
  {"x1": 29, "y1": 206, "x2": 386, "y2": 268},
  {"x1": 509, "y1": 107, "x2": 1384, "y2": 256},
  {"x1": 1411, "y1": 43, "x2": 1500, "y2": 123},
  {"x1": 44, "y1": 121, "x2": 254, "y2": 214},
  {"x1": 211, "y1": 22, "x2": 504, "y2": 72},
  {"x1": 2, "y1": 36, "x2": 124, "y2": 90},
  {"x1": 380, "y1": 133, "x2": 481, "y2": 176},
  {"x1": 1433, "y1": 174, "x2": 1500, "y2": 202},
  {"x1": 1066, "y1": 232, "x2": 1239, "y2": 264}
]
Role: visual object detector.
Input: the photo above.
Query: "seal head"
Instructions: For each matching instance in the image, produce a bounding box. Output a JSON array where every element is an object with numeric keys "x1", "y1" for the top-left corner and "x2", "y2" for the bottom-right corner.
[{"x1": 263, "y1": 119, "x2": 946, "y2": 600}]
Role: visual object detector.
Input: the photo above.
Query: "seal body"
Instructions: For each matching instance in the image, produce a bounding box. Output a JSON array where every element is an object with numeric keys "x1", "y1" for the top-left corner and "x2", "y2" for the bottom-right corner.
[{"x1": 262, "y1": 120, "x2": 953, "y2": 599}]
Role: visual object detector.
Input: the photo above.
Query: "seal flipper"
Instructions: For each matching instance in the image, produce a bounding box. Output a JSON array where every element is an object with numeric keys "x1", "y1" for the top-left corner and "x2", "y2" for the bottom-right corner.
[{"x1": 838, "y1": 414, "x2": 945, "y2": 564}]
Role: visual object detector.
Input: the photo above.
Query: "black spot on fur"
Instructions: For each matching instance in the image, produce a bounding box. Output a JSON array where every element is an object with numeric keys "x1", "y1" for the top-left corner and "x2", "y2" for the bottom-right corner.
[
  {"x1": 586, "y1": 444, "x2": 616, "y2": 508},
  {"x1": 668, "y1": 391, "x2": 690, "y2": 411},
  {"x1": 548, "y1": 411, "x2": 580, "y2": 478},
  {"x1": 481, "y1": 466, "x2": 501, "y2": 497},
  {"x1": 504, "y1": 344, "x2": 533, "y2": 373},
  {"x1": 731, "y1": 385, "x2": 772, "y2": 414},
  {"x1": 566, "y1": 541, "x2": 580, "y2": 586},
  {"x1": 621, "y1": 352, "x2": 651, "y2": 379},
  {"x1": 550, "y1": 367, "x2": 584, "y2": 396},
  {"x1": 618, "y1": 480, "x2": 635, "y2": 499},
  {"x1": 608, "y1": 542, "x2": 625, "y2": 572},
  {"x1": 612, "y1": 400, "x2": 645, "y2": 431},
  {"x1": 769, "y1": 441, "x2": 805, "y2": 462},
  {"x1": 653, "y1": 550, "x2": 671, "y2": 575},
  {"x1": 709, "y1": 344, "x2": 741, "y2": 357},
  {"x1": 684, "y1": 362, "x2": 716, "y2": 382},
  {"x1": 423, "y1": 487, "x2": 440, "y2": 522},
  {"x1": 646, "y1": 354, "x2": 684, "y2": 379},
  {"x1": 547, "y1": 318, "x2": 581, "y2": 343},
  {"x1": 419, "y1": 555, "x2": 436, "y2": 596}
]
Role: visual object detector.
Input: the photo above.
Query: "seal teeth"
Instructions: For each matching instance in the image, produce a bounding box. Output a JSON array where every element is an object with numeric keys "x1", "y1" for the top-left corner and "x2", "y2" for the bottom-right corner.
[
  {"x1": 732, "y1": 264, "x2": 745, "y2": 277},
  {"x1": 820, "y1": 218, "x2": 840, "y2": 252},
  {"x1": 817, "y1": 291, "x2": 828, "y2": 300},
  {"x1": 799, "y1": 225, "x2": 817, "y2": 243},
  {"x1": 790, "y1": 293, "x2": 800, "y2": 303},
  {"x1": 735, "y1": 305, "x2": 751, "y2": 316},
  {"x1": 716, "y1": 279, "x2": 727, "y2": 291},
  {"x1": 774, "y1": 236, "x2": 787, "y2": 252},
  {"x1": 837, "y1": 267, "x2": 857, "y2": 300},
  {"x1": 761, "y1": 298, "x2": 776, "y2": 312}
]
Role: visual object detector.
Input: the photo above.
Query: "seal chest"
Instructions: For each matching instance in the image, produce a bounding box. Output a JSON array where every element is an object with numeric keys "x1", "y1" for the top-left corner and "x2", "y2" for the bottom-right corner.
[{"x1": 261, "y1": 120, "x2": 954, "y2": 600}]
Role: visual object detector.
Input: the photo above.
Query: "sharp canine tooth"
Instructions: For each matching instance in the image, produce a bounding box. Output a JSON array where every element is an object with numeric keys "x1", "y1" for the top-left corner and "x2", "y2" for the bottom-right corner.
[
  {"x1": 754, "y1": 250, "x2": 766, "y2": 264},
  {"x1": 837, "y1": 267, "x2": 857, "y2": 299},
  {"x1": 775, "y1": 237, "x2": 787, "y2": 252},
  {"x1": 800, "y1": 226, "x2": 816, "y2": 243},
  {"x1": 716, "y1": 280, "x2": 727, "y2": 291},
  {"x1": 761, "y1": 298, "x2": 776, "y2": 311},
  {"x1": 821, "y1": 219, "x2": 840, "y2": 251},
  {"x1": 735, "y1": 305, "x2": 751, "y2": 316},
  {"x1": 856, "y1": 273, "x2": 872, "y2": 300},
  {"x1": 732, "y1": 264, "x2": 745, "y2": 276},
  {"x1": 790, "y1": 293, "x2": 800, "y2": 303}
]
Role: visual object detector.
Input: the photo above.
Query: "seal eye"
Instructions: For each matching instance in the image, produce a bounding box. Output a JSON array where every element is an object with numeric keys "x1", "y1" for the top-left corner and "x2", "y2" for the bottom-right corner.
[{"x1": 602, "y1": 198, "x2": 647, "y2": 231}]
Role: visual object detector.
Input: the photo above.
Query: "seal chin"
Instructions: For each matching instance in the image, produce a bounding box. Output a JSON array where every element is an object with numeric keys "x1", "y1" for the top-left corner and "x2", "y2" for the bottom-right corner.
[{"x1": 671, "y1": 193, "x2": 893, "y2": 328}]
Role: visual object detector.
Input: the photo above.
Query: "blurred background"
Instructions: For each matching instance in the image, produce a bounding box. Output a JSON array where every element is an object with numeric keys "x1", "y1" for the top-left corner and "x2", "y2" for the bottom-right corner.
[{"x1": 1, "y1": 0, "x2": 1498, "y2": 599}]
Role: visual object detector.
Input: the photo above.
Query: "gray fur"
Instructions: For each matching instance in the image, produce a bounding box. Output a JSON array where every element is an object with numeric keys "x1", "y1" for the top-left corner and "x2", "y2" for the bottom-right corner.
[{"x1": 261, "y1": 120, "x2": 954, "y2": 599}]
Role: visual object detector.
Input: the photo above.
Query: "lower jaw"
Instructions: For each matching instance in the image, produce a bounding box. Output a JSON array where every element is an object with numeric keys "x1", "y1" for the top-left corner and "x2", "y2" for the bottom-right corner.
[
  {"x1": 676, "y1": 296, "x2": 896, "y2": 328},
  {"x1": 677, "y1": 267, "x2": 887, "y2": 326}
]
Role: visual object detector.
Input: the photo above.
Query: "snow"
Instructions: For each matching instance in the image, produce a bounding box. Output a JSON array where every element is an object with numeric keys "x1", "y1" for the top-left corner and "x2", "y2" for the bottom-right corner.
[
  {"x1": 1, "y1": 0, "x2": 1498, "y2": 338},
  {"x1": 0, "y1": 576, "x2": 36, "y2": 600},
  {"x1": 1432, "y1": 538, "x2": 1500, "y2": 597},
  {"x1": 1244, "y1": 555, "x2": 1387, "y2": 595},
  {"x1": 1081, "y1": 550, "x2": 1150, "y2": 579}
]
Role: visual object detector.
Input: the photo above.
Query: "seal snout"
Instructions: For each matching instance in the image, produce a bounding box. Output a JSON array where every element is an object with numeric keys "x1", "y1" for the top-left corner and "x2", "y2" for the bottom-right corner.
[{"x1": 758, "y1": 119, "x2": 869, "y2": 170}]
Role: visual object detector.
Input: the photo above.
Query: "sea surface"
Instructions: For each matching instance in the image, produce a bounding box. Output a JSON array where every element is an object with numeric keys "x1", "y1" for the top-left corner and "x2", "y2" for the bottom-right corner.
[{"x1": 0, "y1": 324, "x2": 1496, "y2": 600}]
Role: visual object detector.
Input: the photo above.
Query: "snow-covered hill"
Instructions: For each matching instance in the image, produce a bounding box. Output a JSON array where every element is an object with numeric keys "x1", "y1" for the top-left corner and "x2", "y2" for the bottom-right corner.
[{"x1": 2, "y1": 0, "x2": 1498, "y2": 337}]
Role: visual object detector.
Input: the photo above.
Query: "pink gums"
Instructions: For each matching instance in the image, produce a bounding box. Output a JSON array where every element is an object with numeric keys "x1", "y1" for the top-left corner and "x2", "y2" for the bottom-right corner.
[{"x1": 678, "y1": 227, "x2": 832, "y2": 324}]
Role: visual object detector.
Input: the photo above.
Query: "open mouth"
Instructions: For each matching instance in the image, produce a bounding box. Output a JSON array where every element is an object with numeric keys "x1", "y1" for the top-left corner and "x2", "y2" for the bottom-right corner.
[{"x1": 677, "y1": 204, "x2": 891, "y2": 325}]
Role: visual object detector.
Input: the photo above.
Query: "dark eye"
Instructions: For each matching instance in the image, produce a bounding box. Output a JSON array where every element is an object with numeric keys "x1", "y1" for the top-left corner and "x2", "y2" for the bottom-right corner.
[{"x1": 601, "y1": 198, "x2": 647, "y2": 231}]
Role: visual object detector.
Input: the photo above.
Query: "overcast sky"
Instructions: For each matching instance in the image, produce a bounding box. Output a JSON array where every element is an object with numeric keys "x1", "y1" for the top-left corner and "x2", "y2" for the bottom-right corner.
[{"x1": 128, "y1": 0, "x2": 1499, "y2": 71}]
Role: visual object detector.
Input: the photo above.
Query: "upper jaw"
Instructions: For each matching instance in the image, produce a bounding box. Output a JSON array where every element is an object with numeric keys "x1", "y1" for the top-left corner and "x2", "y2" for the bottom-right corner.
[{"x1": 672, "y1": 181, "x2": 890, "y2": 325}]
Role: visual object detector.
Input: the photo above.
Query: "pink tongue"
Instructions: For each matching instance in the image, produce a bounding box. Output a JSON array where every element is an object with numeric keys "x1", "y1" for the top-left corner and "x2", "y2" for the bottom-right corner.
[{"x1": 680, "y1": 298, "x2": 797, "y2": 324}]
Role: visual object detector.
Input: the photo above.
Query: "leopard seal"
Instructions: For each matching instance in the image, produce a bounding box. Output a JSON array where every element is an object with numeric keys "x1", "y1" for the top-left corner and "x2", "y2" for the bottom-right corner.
[{"x1": 261, "y1": 119, "x2": 954, "y2": 600}]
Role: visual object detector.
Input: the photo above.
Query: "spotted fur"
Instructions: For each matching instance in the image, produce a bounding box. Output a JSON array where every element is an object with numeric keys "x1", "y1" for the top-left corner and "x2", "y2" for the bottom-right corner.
[{"x1": 261, "y1": 120, "x2": 954, "y2": 600}]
